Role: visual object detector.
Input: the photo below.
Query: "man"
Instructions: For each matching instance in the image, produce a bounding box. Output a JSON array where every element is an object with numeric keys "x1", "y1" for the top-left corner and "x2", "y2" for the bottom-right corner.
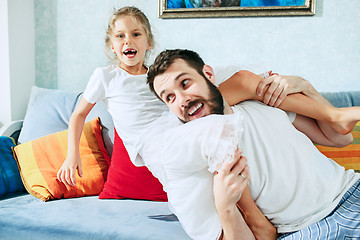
[{"x1": 145, "y1": 49, "x2": 360, "y2": 240}]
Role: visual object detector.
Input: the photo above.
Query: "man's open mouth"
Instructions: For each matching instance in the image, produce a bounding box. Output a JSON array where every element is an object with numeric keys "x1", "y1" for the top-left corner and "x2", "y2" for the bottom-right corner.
[{"x1": 188, "y1": 102, "x2": 203, "y2": 116}]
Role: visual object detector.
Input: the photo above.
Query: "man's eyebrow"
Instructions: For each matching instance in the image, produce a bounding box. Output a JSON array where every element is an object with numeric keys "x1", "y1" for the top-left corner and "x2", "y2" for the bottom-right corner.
[{"x1": 159, "y1": 72, "x2": 188, "y2": 99}]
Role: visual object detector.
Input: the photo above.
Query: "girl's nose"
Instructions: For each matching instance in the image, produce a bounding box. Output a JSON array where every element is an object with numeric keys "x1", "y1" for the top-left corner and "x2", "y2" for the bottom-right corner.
[{"x1": 124, "y1": 35, "x2": 132, "y2": 44}]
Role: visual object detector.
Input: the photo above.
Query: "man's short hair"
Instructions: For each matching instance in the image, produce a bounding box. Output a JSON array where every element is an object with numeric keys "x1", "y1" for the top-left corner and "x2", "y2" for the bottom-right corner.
[{"x1": 147, "y1": 49, "x2": 206, "y2": 99}]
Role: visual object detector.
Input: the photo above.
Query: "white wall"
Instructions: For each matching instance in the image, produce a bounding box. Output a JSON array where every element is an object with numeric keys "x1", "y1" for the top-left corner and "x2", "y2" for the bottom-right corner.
[
  {"x1": 0, "y1": 0, "x2": 11, "y2": 128},
  {"x1": 2, "y1": 0, "x2": 359, "y2": 127},
  {"x1": 49, "y1": 0, "x2": 360, "y2": 93},
  {"x1": 0, "y1": 0, "x2": 35, "y2": 127}
]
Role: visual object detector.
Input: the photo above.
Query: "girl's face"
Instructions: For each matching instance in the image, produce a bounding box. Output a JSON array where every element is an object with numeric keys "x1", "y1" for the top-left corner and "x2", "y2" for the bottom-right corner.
[{"x1": 110, "y1": 16, "x2": 152, "y2": 75}]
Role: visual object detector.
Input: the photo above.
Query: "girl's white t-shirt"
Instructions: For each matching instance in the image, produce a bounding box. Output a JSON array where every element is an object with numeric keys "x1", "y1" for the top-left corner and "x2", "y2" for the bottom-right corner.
[
  {"x1": 83, "y1": 65, "x2": 239, "y2": 164},
  {"x1": 83, "y1": 65, "x2": 167, "y2": 163}
]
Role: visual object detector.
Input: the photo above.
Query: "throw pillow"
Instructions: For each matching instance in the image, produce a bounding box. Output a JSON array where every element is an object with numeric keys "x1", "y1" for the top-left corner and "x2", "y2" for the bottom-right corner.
[
  {"x1": 99, "y1": 129, "x2": 167, "y2": 201},
  {"x1": 0, "y1": 136, "x2": 25, "y2": 198},
  {"x1": 18, "y1": 86, "x2": 115, "y2": 157},
  {"x1": 316, "y1": 122, "x2": 360, "y2": 172},
  {"x1": 18, "y1": 86, "x2": 79, "y2": 144},
  {"x1": 13, "y1": 118, "x2": 110, "y2": 201}
]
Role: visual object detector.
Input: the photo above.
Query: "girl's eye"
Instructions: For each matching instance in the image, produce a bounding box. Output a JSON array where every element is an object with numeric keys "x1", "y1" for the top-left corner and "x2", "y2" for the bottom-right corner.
[
  {"x1": 166, "y1": 94, "x2": 175, "y2": 103},
  {"x1": 182, "y1": 79, "x2": 189, "y2": 88},
  {"x1": 134, "y1": 32, "x2": 141, "y2": 37},
  {"x1": 117, "y1": 34, "x2": 124, "y2": 38}
]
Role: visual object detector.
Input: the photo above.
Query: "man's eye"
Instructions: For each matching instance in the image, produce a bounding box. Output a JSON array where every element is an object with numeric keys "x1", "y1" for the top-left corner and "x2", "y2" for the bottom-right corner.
[
  {"x1": 182, "y1": 79, "x2": 189, "y2": 88},
  {"x1": 166, "y1": 95, "x2": 175, "y2": 103}
]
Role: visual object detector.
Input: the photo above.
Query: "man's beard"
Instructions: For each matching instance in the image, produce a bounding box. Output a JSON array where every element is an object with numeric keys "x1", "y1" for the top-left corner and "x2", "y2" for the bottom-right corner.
[{"x1": 182, "y1": 79, "x2": 224, "y2": 123}]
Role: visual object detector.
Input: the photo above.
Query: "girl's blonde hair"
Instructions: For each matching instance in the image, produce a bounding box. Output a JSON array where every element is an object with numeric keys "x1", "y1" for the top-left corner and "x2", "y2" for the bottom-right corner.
[{"x1": 105, "y1": 6, "x2": 154, "y2": 64}]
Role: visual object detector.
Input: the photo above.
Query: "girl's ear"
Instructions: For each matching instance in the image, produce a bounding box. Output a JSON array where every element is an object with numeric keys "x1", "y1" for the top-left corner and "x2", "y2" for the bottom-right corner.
[
  {"x1": 202, "y1": 65, "x2": 216, "y2": 84},
  {"x1": 147, "y1": 42, "x2": 152, "y2": 51}
]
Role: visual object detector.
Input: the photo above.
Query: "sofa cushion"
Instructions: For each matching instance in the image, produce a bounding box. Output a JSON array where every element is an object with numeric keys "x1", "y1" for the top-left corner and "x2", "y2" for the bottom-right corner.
[
  {"x1": 316, "y1": 122, "x2": 360, "y2": 172},
  {"x1": 17, "y1": 87, "x2": 114, "y2": 156},
  {"x1": 18, "y1": 86, "x2": 79, "y2": 144},
  {"x1": 99, "y1": 129, "x2": 167, "y2": 201},
  {"x1": 0, "y1": 136, "x2": 25, "y2": 198},
  {"x1": 13, "y1": 118, "x2": 110, "y2": 201}
]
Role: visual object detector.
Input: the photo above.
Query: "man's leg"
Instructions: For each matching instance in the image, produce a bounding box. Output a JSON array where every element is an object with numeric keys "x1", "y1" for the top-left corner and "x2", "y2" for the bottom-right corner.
[{"x1": 279, "y1": 179, "x2": 360, "y2": 239}]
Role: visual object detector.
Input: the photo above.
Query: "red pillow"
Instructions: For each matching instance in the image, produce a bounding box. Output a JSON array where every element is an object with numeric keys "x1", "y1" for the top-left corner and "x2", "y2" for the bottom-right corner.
[{"x1": 99, "y1": 129, "x2": 167, "y2": 201}]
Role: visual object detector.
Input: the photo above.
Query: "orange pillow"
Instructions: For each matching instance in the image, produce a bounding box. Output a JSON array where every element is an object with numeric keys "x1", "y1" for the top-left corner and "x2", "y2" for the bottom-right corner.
[
  {"x1": 13, "y1": 118, "x2": 110, "y2": 201},
  {"x1": 316, "y1": 122, "x2": 360, "y2": 172}
]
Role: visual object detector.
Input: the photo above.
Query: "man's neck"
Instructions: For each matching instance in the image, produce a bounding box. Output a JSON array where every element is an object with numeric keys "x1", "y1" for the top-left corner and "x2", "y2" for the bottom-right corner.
[{"x1": 223, "y1": 96, "x2": 234, "y2": 115}]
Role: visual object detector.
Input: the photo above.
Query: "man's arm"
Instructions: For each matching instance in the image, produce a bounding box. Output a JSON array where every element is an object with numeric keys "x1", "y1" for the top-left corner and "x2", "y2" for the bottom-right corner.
[{"x1": 213, "y1": 149, "x2": 255, "y2": 240}]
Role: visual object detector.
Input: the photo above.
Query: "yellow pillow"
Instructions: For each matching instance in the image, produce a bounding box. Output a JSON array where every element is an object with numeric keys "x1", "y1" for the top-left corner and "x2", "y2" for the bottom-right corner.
[
  {"x1": 316, "y1": 122, "x2": 360, "y2": 172},
  {"x1": 13, "y1": 118, "x2": 110, "y2": 201}
]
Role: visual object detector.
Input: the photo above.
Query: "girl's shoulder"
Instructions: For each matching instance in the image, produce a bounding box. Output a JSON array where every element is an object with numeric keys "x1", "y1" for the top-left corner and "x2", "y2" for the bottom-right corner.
[{"x1": 91, "y1": 65, "x2": 129, "y2": 80}]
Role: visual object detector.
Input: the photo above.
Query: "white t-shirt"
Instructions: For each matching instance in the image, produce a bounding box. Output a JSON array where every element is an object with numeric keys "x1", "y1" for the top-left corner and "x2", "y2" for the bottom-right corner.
[
  {"x1": 83, "y1": 65, "x2": 168, "y2": 163},
  {"x1": 141, "y1": 100, "x2": 360, "y2": 240},
  {"x1": 83, "y1": 65, "x2": 240, "y2": 163}
]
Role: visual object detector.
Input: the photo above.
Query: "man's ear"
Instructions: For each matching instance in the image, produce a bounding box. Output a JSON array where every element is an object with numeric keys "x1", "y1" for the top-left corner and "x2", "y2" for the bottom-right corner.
[{"x1": 202, "y1": 65, "x2": 216, "y2": 84}]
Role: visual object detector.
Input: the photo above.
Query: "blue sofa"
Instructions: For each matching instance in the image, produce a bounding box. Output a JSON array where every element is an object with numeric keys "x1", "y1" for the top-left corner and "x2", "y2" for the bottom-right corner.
[{"x1": 0, "y1": 86, "x2": 359, "y2": 240}]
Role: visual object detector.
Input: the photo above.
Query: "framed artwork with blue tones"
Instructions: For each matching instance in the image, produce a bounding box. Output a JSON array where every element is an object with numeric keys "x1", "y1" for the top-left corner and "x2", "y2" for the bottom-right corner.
[{"x1": 159, "y1": 0, "x2": 316, "y2": 18}]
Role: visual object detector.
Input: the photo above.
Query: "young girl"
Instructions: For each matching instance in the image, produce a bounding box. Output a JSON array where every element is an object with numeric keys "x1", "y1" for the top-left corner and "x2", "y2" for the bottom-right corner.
[{"x1": 57, "y1": 6, "x2": 359, "y2": 240}]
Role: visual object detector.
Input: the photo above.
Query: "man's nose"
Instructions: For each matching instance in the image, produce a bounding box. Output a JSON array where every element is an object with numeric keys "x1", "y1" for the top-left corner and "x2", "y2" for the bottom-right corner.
[{"x1": 179, "y1": 94, "x2": 190, "y2": 109}]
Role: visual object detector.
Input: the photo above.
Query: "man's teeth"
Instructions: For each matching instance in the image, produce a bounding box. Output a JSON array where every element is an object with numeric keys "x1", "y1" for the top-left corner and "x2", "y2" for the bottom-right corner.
[{"x1": 189, "y1": 103, "x2": 203, "y2": 116}]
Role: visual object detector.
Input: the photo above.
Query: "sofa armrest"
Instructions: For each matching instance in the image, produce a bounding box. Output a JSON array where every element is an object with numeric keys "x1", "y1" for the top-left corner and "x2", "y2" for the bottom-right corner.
[{"x1": 0, "y1": 120, "x2": 23, "y2": 142}]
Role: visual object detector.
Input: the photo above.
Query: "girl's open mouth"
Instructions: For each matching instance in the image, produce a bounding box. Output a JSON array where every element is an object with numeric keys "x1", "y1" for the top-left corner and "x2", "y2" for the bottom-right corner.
[{"x1": 123, "y1": 49, "x2": 137, "y2": 58}]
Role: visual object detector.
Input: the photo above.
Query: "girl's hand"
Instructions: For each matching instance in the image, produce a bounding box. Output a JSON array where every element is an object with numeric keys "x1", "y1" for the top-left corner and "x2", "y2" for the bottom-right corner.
[
  {"x1": 257, "y1": 73, "x2": 289, "y2": 108},
  {"x1": 57, "y1": 155, "x2": 83, "y2": 187},
  {"x1": 213, "y1": 149, "x2": 250, "y2": 211}
]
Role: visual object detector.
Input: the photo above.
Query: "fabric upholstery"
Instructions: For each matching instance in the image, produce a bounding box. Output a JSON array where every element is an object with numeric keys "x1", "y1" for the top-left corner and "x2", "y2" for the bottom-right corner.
[
  {"x1": 13, "y1": 118, "x2": 110, "y2": 201},
  {"x1": 0, "y1": 194, "x2": 189, "y2": 240},
  {"x1": 99, "y1": 129, "x2": 167, "y2": 201},
  {"x1": 316, "y1": 122, "x2": 360, "y2": 172},
  {"x1": 0, "y1": 137, "x2": 25, "y2": 198},
  {"x1": 18, "y1": 86, "x2": 79, "y2": 144}
]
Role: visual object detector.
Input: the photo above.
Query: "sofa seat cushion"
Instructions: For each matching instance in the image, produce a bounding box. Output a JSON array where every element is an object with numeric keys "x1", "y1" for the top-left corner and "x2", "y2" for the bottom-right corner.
[
  {"x1": 0, "y1": 194, "x2": 190, "y2": 240},
  {"x1": 316, "y1": 122, "x2": 360, "y2": 172}
]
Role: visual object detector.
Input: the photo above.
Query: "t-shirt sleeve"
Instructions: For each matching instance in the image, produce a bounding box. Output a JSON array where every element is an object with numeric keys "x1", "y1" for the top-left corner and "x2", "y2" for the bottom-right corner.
[
  {"x1": 83, "y1": 68, "x2": 106, "y2": 104},
  {"x1": 142, "y1": 114, "x2": 242, "y2": 240},
  {"x1": 213, "y1": 65, "x2": 242, "y2": 86},
  {"x1": 285, "y1": 111, "x2": 296, "y2": 123}
]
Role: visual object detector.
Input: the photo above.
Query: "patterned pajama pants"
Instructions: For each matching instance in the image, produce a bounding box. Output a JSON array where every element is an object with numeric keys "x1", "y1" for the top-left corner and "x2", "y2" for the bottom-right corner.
[{"x1": 279, "y1": 179, "x2": 360, "y2": 240}]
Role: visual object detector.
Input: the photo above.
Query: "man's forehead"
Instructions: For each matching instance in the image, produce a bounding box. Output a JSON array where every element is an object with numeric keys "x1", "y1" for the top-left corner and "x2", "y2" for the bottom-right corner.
[{"x1": 154, "y1": 59, "x2": 192, "y2": 88}]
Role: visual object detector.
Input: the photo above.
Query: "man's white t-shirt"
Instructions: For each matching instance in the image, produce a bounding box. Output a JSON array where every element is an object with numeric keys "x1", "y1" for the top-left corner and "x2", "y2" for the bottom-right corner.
[{"x1": 141, "y1": 100, "x2": 360, "y2": 240}]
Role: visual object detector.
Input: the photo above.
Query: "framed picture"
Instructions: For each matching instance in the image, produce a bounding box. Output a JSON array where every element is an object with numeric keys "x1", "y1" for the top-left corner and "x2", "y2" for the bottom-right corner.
[{"x1": 159, "y1": 0, "x2": 316, "y2": 18}]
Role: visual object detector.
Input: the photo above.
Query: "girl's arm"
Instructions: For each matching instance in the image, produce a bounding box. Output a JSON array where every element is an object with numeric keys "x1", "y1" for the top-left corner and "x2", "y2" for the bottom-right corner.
[
  {"x1": 57, "y1": 97, "x2": 95, "y2": 186},
  {"x1": 219, "y1": 70, "x2": 359, "y2": 138}
]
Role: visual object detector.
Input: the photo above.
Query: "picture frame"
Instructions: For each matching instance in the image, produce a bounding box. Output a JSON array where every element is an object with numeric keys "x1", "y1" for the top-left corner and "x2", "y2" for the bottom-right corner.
[{"x1": 159, "y1": 0, "x2": 316, "y2": 18}]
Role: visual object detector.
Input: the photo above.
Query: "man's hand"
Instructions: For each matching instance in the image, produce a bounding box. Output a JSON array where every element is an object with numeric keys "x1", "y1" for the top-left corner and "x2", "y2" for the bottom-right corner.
[
  {"x1": 213, "y1": 149, "x2": 250, "y2": 212},
  {"x1": 214, "y1": 149, "x2": 255, "y2": 240}
]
